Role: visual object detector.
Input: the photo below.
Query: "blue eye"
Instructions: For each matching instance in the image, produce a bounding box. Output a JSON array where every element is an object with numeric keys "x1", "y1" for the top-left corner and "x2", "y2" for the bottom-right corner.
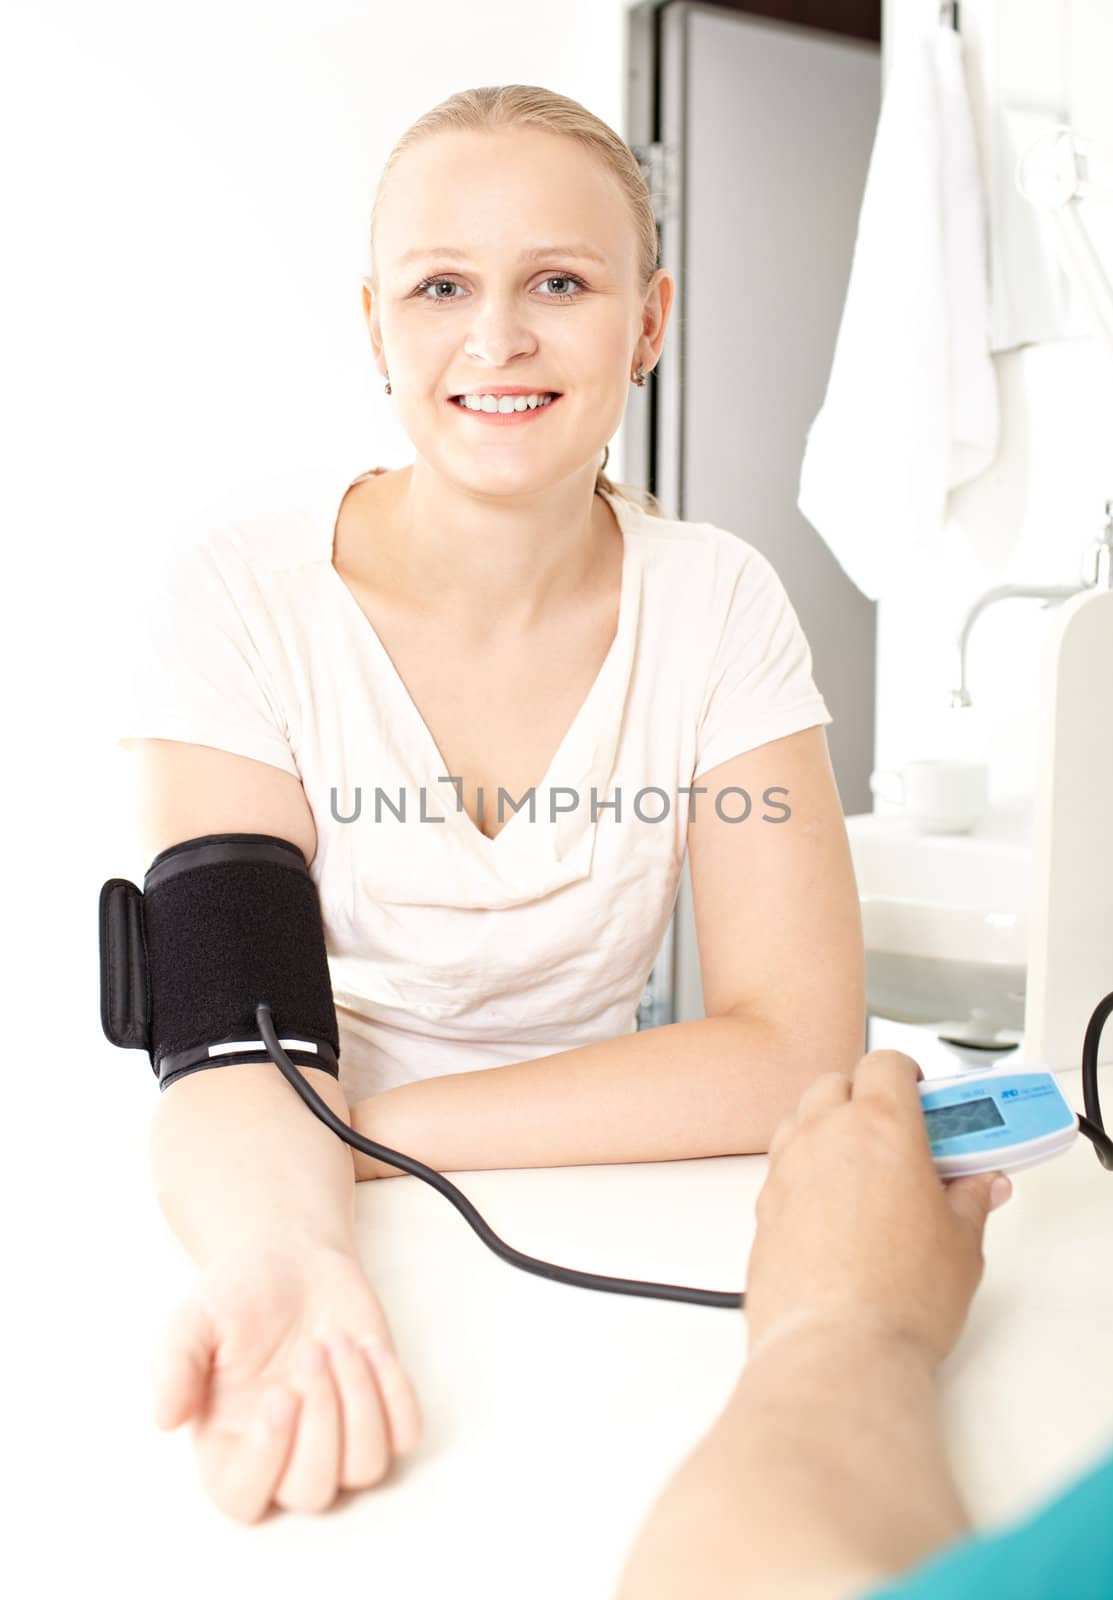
[{"x1": 413, "y1": 272, "x2": 588, "y2": 305}]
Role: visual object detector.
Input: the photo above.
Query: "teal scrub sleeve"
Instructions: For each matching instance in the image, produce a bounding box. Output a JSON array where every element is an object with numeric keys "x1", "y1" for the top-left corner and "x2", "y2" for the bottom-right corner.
[{"x1": 859, "y1": 1444, "x2": 1113, "y2": 1600}]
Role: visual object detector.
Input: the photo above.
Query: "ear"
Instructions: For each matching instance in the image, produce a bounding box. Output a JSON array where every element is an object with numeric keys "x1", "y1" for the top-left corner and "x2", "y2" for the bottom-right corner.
[
  {"x1": 361, "y1": 278, "x2": 385, "y2": 369},
  {"x1": 639, "y1": 268, "x2": 675, "y2": 367}
]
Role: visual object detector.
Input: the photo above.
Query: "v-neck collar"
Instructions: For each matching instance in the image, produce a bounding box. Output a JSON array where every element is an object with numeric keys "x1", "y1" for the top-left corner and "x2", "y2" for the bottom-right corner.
[{"x1": 321, "y1": 469, "x2": 644, "y2": 886}]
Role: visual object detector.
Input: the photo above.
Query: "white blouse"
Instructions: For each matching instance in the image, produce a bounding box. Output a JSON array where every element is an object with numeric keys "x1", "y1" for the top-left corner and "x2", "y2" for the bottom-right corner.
[{"x1": 116, "y1": 464, "x2": 833, "y2": 1101}]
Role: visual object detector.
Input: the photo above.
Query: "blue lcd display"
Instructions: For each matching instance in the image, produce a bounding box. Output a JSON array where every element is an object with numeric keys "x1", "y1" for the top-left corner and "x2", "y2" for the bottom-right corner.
[
  {"x1": 923, "y1": 1096, "x2": 1005, "y2": 1144},
  {"x1": 919, "y1": 1072, "x2": 1075, "y2": 1158}
]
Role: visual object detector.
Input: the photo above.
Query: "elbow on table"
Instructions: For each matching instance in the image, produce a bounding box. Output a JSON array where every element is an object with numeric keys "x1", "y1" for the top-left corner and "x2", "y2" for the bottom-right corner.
[{"x1": 730, "y1": 1003, "x2": 869, "y2": 1146}]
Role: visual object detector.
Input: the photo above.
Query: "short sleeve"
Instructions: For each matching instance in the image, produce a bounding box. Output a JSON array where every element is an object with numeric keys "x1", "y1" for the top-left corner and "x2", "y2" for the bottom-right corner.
[
  {"x1": 693, "y1": 540, "x2": 833, "y2": 780},
  {"x1": 112, "y1": 531, "x2": 300, "y2": 778}
]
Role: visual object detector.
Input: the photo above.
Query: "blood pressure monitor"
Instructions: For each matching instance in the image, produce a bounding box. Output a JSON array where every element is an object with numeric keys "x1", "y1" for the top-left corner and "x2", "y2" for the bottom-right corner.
[{"x1": 919, "y1": 1070, "x2": 1079, "y2": 1177}]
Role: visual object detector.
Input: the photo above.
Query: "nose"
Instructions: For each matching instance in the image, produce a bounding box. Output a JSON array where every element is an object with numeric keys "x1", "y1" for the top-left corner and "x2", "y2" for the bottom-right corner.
[{"x1": 462, "y1": 292, "x2": 540, "y2": 369}]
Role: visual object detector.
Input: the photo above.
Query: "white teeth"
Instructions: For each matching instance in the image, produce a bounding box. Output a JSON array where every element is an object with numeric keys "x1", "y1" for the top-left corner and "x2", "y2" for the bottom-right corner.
[{"x1": 455, "y1": 392, "x2": 556, "y2": 412}]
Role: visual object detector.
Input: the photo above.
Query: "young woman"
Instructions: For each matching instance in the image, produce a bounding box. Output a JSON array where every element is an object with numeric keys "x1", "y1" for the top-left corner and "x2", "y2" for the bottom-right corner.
[{"x1": 120, "y1": 84, "x2": 864, "y2": 1524}]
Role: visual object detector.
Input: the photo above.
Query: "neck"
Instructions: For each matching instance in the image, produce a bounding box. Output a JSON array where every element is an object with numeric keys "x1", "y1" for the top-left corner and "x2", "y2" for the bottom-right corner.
[{"x1": 379, "y1": 461, "x2": 616, "y2": 630}]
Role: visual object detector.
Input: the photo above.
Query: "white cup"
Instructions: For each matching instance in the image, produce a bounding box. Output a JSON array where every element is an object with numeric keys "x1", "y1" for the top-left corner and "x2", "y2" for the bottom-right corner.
[{"x1": 869, "y1": 759, "x2": 989, "y2": 835}]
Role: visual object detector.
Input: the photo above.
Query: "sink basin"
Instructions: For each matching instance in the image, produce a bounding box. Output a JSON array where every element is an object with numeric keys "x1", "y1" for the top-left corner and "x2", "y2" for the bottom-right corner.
[{"x1": 845, "y1": 807, "x2": 1030, "y2": 1041}]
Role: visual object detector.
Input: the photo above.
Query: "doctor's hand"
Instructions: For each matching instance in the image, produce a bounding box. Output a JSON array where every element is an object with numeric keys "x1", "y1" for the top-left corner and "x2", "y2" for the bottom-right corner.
[
  {"x1": 744, "y1": 1050, "x2": 1012, "y2": 1370},
  {"x1": 150, "y1": 1242, "x2": 423, "y2": 1522}
]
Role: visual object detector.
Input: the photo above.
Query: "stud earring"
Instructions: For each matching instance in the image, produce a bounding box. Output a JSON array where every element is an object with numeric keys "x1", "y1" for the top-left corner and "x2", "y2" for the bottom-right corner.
[
  {"x1": 384, "y1": 370, "x2": 392, "y2": 395},
  {"x1": 631, "y1": 365, "x2": 648, "y2": 387}
]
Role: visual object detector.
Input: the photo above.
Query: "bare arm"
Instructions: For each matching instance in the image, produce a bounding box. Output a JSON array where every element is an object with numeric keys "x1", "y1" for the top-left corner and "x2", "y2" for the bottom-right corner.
[
  {"x1": 615, "y1": 1319, "x2": 965, "y2": 1600},
  {"x1": 351, "y1": 1012, "x2": 856, "y2": 1182},
  {"x1": 352, "y1": 726, "x2": 865, "y2": 1182},
  {"x1": 149, "y1": 1059, "x2": 358, "y2": 1265},
  {"x1": 614, "y1": 1054, "x2": 1011, "y2": 1600},
  {"x1": 127, "y1": 738, "x2": 359, "y2": 1264}
]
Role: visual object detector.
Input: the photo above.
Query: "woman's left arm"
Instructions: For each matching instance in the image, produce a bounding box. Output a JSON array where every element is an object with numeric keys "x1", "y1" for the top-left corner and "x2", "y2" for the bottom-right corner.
[{"x1": 352, "y1": 727, "x2": 866, "y2": 1182}]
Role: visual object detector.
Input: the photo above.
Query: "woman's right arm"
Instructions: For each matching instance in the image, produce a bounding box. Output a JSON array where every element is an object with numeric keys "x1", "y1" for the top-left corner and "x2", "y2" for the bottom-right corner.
[
  {"x1": 130, "y1": 737, "x2": 361, "y2": 1267},
  {"x1": 128, "y1": 740, "x2": 422, "y2": 1521}
]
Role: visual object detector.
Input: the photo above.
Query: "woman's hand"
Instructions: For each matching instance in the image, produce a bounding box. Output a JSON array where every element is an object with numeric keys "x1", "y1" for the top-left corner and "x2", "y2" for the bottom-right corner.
[
  {"x1": 745, "y1": 1050, "x2": 1012, "y2": 1369},
  {"x1": 150, "y1": 1242, "x2": 423, "y2": 1522}
]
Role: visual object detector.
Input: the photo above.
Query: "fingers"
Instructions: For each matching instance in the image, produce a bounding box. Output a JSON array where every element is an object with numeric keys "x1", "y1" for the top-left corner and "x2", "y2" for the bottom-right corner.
[
  {"x1": 766, "y1": 1112, "x2": 797, "y2": 1163},
  {"x1": 944, "y1": 1171, "x2": 1012, "y2": 1242},
  {"x1": 203, "y1": 1385, "x2": 303, "y2": 1526},
  {"x1": 197, "y1": 1329, "x2": 420, "y2": 1525},
  {"x1": 273, "y1": 1339, "x2": 342, "y2": 1514},
  {"x1": 768, "y1": 1073, "x2": 851, "y2": 1163},
  {"x1": 850, "y1": 1050, "x2": 924, "y2": 1109},
  {"x1": 796, "y1": 1071, "x2": 852, "y2": 1124},
  {"x1": 851, "y1": 1051, "x2": 933, "y2": 1160},
  {"x1": 152, "y1": 1296, "x2": 216, "y2": 1430},
  {"x1": 321, "y1": 1331, "x2": 391, "y2": 1489},
  {"x1": 360, "y1": 1334, "x2": 424, "y2": 1457},
  {"x1": 768, "y1": 1057, "x2": 931, "y2": 1173},
  {"x1": 269, "y1": 1330, "x2": 421, "y2": 1512}
]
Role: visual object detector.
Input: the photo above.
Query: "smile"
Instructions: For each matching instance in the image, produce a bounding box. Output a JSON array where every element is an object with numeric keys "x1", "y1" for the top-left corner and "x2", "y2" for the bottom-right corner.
[{"x1": 448, "y1": 393, "x2": 563, "y2": 426}]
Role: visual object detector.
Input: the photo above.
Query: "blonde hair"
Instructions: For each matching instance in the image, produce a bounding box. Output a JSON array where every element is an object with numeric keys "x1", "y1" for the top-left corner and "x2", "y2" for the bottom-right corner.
[{"x1": 369, "y1": 84, "x2": 666, "y2": 519}]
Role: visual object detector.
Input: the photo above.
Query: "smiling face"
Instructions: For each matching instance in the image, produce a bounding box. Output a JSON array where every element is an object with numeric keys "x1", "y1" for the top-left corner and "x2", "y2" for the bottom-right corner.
[{"x1": 363, "y1": 127, "x2": 672, "y2": 495}]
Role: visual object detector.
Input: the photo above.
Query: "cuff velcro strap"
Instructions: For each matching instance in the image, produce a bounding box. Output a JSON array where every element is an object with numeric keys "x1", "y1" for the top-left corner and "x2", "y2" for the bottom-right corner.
[{"x1": 98, "y1": 833, "x2": 341, "y2": 1090}]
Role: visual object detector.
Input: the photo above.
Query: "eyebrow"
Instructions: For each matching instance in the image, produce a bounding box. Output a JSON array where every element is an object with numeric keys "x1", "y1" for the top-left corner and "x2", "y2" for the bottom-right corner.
[{"x1": 397, "y1": 242, "x2": 610, "y2": 267}]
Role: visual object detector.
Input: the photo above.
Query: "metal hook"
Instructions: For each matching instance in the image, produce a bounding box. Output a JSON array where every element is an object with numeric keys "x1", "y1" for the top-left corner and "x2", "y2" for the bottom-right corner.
[{"x1": 939, "y1": 0, "x2": 959, "y2": 29}]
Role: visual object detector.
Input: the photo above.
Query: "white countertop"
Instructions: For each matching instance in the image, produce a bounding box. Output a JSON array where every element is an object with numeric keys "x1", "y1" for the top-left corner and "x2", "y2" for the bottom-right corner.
[{"x1": 31, "y1": 1062, "x2": 1113, "y2": 1600}]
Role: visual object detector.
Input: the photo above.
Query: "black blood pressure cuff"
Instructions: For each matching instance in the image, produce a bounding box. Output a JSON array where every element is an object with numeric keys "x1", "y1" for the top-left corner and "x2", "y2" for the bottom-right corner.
[{"x1": 98, "y1": 833, "x2": 340, "y2": 1092}]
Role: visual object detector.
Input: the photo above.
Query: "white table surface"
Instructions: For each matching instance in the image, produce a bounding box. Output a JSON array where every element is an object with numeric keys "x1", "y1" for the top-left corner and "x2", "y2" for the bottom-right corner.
[{"x1": 28, "y1": 1057, "x2": 1113, "y2": 1600}]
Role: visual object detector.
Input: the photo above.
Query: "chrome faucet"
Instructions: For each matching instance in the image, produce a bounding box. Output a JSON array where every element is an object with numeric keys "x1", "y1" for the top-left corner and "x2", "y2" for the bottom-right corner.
[{"x1": 948, "y1": 501, "x2": 1113, "y2": 708}]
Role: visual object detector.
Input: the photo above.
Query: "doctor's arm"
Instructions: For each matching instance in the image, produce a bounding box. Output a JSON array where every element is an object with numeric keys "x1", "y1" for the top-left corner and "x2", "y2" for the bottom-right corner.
[
  {"x1": 350, "y1": 724, "x2": 866, "y2": 1181},
  {"x1": 614, "y1": 1054, "x2": 1012, "y2": 1600}
]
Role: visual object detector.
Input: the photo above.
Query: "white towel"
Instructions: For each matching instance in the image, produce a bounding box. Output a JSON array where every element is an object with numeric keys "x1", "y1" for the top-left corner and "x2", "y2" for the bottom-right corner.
[
  {"x1": 990, "y1": 108, "x2": 1093, "y2": 353},
  {"x1": 797, "y1": 10, "x2": 998, "y2": 602}
]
